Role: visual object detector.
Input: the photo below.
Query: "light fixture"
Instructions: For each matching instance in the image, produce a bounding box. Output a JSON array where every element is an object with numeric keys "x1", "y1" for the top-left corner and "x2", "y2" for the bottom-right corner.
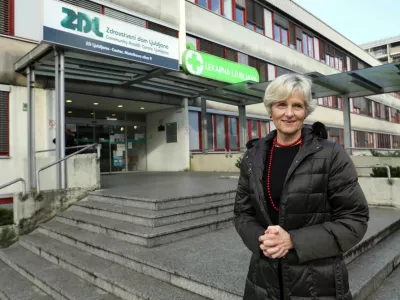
[
  {"x1": 68, "y1": 111, "x2": 72, "y2": 114},
  {"x1": 112, "y1": 114, "x2": 116, "y2": 116},
  {"x1": 134, "y1": 126, "x2": 137, "y2": 129},
  {"x1": 118, "y1": 105, "x2": 123, "y2": 108},
  {"x1": 106, "y1": 117, "x2": 117, "y2": 121},
  {"x1": 66, "y1": 100, "x2": 72, "y2": 103},
  {"x1": 120, "y1": 127, "x2": 124, "y2": 132},
  {"x1": 91, "y1": 112, "x2": 94, "y2": 115},
  {"x1": 140, "y1": 107, "x2": 145, "y2": 110},
  {"x1": 93, "y1": 102, "x2": 99, "y2": 105}
]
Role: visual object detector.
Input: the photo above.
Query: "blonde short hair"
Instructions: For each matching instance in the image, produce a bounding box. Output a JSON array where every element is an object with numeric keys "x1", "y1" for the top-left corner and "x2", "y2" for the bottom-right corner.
[{"x1": 263, "y1": 73, "x2": 316, "y2": 116}]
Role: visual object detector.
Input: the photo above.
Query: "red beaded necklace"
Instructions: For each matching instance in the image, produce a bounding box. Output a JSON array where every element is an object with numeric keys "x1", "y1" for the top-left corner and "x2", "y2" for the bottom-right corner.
[{"x1": 266, "y1": 135, "x2": 302, "y2": 211}]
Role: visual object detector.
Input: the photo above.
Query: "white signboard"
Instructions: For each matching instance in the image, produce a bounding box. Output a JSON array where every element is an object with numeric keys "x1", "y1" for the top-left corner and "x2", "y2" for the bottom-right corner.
[{"x1": 42, "y1": 0, "x2": 179, "y2": 70}]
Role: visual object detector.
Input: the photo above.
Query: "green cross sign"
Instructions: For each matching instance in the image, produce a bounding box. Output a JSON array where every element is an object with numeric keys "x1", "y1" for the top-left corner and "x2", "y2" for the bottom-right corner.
[
  {"x1": 188, "y1": 52, "x2": 203, "y2": 74},
  {"x1": 182, "y1": 43, "x2": 259, "y2": 84}
]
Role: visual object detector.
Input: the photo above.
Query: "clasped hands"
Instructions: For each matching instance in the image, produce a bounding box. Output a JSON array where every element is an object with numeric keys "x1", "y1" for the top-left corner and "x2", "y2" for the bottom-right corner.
[{"x1": 259, "y1": 225, "x2": 293, "y2": 259}]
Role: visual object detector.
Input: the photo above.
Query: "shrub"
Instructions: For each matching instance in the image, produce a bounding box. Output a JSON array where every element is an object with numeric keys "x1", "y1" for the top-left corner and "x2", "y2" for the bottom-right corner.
[
  {"x1": 370, "y1": 166, "x2": 400, "y2": 178},
  {"x1": 370, "y1": 150, "x2": 400, "y2": 157},
  {"x1": 0, "y1": 208, "x2": 13, "y2": 226},
  {"x1": 235, "y1": 157, "x2": 242, "y2": 169}
]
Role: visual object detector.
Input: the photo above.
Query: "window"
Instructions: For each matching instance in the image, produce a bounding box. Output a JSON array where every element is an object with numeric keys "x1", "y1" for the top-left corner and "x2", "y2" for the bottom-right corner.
[
  {"x1": 235, "y1": 7, "x2": 245, "y2": 25},
  {"x1": 353, "y1": 97, "x2": 373, "y2": 116},
  {"x1": 327, "y1": 127, "x2": 344, "y2": 146},
  {"x1": 0, "y1": 91, "x2": 9, "y2": 156},
  {"x1": 385, "y1": 106, "x2": 391, "y2": 121},
  {"x1": 248, "y1": 119, "x2": 262, "y2": 141},
  {"x1": 301, "y1": 33, "x2": 314, "y2": 57},
  {"x1": 196, "y1": 0, "x2": 221, "y2": 14},
  {"x1": 228, "y1": 117, "x2": 239, "y2": 150},
  {"x1": 189, "y1": 112, "x2": 201, "y2": 151},
  {"x1": 207, "y1": 114, "x2": 214, "y2": 150},
  {"x1": 223, "y1": 0, "x2": 233, "y2": 19},
  {"x1": 319, "y1": 96, "x2": 343, "y2": 110},
  {"x1": 377, "y1": 133, "x2": 391, "y2": 149},
  {"x1": 261, "y1": 121, "x2": 270, "y2": 137},
  {"x1": 199, "y1": 39, "x2": 224, "y2": 58},
  {"x1": 393, "y1": 135, "x2": 400, "y2": 149},
  {"x1": 246, "y1": 0, "x2": 263, "y2": 31},
  {"x1": 274, "y1": 24, "x2": 289, "y2": 46},
  {"x1": 147, "y1": 22, "x2": 178, "y2": 37},
  {"x1": 215, "y1": 115, "x2": 225, "y2": 149},
  {"x1": 198, "y1": 0, "x2": 208, "y2": 9},
  {"x1": 296, "y1": 39, "x2": 302, "y2": 52},
  {"x1": 249, "y1": 56, "x2": 268, "y2": 82},
  {"x1": 374, "y1": 102, "x2": 389, "y2": 120},
  {"x1": 354, "y1": 131, "x2": 374, "y2": 148},
  {"x1": 392, "y1": 109, "x2": 399, "y2": 123},
  {"x1": 0, "y1": 0, "x2": 12, "y2": 35}
]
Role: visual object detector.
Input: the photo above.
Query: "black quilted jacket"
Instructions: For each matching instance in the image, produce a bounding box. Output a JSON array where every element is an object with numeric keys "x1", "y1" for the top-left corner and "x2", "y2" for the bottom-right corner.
[{"x1": 234, "y1": 122, "x2": 369, "y2": 300}]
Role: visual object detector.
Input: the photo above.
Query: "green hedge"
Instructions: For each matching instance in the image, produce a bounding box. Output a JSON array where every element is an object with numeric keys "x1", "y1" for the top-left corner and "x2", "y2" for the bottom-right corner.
[
  {"x1": 370, "y1": 150, "x2": 400, "y2": 157},
  {"x1": 0, "y1": 208, "x2": 13, "y2": 226},
  {"x1": 370, "y1": 166, "x2": 400, "y2": 178}
]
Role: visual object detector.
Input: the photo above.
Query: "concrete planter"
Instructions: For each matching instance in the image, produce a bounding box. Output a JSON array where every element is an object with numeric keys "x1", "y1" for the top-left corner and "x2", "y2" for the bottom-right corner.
[{"x1": 358, "y1": 178, "x2": 400, "y2": 208}]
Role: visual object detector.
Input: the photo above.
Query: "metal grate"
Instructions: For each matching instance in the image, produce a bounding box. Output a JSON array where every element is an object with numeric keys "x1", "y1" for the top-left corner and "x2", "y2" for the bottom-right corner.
[
  {"x1": 60, "y1": 0, "x2": 102, "y2": 13},
  {"x1": 0, "y1": 0, "x2": 10, "y2": 35},
  {"x1": 0, "y1": 91, "x2": 9, "y2": 155},
  {"x1": 104, "y1": 7, "x2": 146, "y2": 28}
]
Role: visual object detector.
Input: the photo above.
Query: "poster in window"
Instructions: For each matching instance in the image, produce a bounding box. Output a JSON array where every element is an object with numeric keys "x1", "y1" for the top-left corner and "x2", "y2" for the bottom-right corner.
[{"x1": 166, "y1": 122, "x2": 178, "y2": 143}]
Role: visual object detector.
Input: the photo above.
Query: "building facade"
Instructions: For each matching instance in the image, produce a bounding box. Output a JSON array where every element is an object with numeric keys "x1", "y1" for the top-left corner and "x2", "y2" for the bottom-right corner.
[
  {"x1": 1, "y1": 0, "x2": 400, "y2": 199},
  {"x1": 361, "y1": 35, "x2": 400, "y2": 65}
]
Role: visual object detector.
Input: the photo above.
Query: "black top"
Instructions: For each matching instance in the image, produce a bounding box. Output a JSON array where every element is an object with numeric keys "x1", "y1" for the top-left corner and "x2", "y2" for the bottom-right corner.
[{"x1": 264, "y1": 144, "x2": 300, "y2": 225}]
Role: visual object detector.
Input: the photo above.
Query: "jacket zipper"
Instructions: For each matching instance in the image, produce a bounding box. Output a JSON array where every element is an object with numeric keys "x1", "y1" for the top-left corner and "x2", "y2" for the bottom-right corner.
[{"x1": 278, "y1": 143, "x2": 323, "y2": 300}]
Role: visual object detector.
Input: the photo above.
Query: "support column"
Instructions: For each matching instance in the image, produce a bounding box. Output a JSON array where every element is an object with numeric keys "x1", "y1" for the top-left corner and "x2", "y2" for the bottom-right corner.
[
  {"x1": 59, "y1": 50, "x2": 66, "y2": 188},
  {"x1": 200, "y1": 97, "x2": 208, "y2": 153},
  {"x1": 27, "y1": 67, "x2": 37, "y2": 190},
  {"x1": 178, "y1": 0, "x2": 186, "y2": 65},
  {"x1": 182, "y1": 97, "x2": 190, "y2": 171},
  {"x1": 342, "y1": 95, "x2": 352, "y2": 155},
  {"x1": 55, "y1": 49, "x2": 66, "y2": 189},
  {"x1": 238, "y1": 105, "x2": 247, "y2": 152}
]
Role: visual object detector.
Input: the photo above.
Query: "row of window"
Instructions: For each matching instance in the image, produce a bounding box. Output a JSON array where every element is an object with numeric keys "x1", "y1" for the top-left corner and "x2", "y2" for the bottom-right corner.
[
  {"x1": 317, "y1": 96, "x2": 400, "y2": 123},
  {"x1": 193, "y1": 0, "x2": 367, "y2": 72},
  {"x1": 189, "y1": 110, "x2": 400, "y2": 152},
  {"x1": 354, "y1": 130, "x2": 400, "y2": 149}
]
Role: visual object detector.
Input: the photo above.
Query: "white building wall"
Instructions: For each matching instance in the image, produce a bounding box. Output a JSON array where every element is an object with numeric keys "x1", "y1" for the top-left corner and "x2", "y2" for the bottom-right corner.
[
  {"x1": 0, "y1": 86, "x2": 53, "y2": 196},
  {"x1": 146, "y1": 106, "x2": 190, "y2": 171},
  {"x1": 14, "y1": 0, "x2": 42, "y2": 41}
]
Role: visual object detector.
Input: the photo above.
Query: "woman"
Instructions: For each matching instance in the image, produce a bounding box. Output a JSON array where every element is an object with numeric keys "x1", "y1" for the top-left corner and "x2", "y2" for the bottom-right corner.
[{"x1": 234, "y1": 73, "x2": 369, "y2": 300}]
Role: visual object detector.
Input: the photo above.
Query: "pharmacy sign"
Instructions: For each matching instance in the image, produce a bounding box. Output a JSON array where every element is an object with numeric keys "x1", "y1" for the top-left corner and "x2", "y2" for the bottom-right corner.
[{"x1": 182, "y1": 44, "x2": 259, "y2": 84}]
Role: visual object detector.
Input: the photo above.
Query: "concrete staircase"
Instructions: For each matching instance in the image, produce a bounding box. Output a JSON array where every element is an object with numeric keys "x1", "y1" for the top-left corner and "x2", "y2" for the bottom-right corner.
[{"x1": 0, "y1": 192, "x2": 399, "y2": 300}]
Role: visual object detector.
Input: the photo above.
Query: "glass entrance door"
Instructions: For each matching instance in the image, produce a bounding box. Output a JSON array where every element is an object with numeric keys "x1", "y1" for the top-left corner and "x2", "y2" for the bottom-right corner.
[
  {"x1": 110, "y1": 125, "x2": 127, "y2": 172},
  {"x1": 95, "y1": 125, "x2": 112, "y2": 173}
]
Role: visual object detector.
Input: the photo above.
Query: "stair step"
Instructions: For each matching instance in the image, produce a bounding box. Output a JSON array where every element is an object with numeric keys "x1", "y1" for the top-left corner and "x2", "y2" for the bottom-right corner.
[
  {"x1": 20, "y1": 233, "x2": 209, "y2": 300},
  {"x1": 56, "y1": 210, "x2": 234, "y2": 247},
  {"x1": 365, "y1": 264, "x2": 400, "y2": 300},
  {"x1": 72, "y1": 199, "x2": 234, "y2": 227},
  {"x1": 348, "y1": 229, "x2": 400, "y2": 300},
  {"x1": 0, "y1": 259, "x2": 54, "y2": 300},
  {"x1": 39, "y1": 221, "x2": 240, "y2": 300},
  {"x1": 0, "y1": 244, "x2": 120, "y2": 300},
  {"x1": 88, "y1": 190, "x2": 236, "y2": 210}
]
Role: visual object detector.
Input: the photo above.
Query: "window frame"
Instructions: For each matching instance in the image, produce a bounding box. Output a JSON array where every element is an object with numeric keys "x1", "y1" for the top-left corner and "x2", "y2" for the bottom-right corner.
[
  {"x1": 274, "y1": 23, "x2": 289, "y2": 46},
  {"x1": 0, "y1": 91, "x2": 10, "y2": 157},
  {"x1": 189, "y1": 111, "x2": 202, "y2": 152}
]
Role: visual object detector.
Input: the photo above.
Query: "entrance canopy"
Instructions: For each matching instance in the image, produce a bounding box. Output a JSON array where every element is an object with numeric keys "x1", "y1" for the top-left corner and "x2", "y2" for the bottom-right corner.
[
  {"x1": 250, "y1": 62, "x2": 400, "y2": 100},
  {"x1": 14, "y1": 43, "x2": 263, "y2": 106}
]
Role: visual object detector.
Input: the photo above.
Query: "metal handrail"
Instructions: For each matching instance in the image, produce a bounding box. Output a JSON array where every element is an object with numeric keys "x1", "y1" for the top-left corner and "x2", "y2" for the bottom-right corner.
[
  {"x1": 36, "y1": 145, "x2": 99, "y2": 154},
  {"x1": 355, "y1": 164, "x2": 393, "y2": 185},
  {"x1": 0, "y1": 178, "x2": 28, "y2": 200},
  {"x1": 36, "y1": 143, "x2": 99, "y2": 194}
]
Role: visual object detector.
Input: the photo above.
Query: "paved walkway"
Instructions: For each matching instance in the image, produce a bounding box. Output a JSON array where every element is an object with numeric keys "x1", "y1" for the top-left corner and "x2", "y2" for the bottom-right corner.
[{"x1": 98, "y1": 172, "x2": 239, "y2": 200}]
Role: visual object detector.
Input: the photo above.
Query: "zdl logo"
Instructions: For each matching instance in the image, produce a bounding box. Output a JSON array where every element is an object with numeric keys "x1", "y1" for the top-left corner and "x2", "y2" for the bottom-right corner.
[{"x1": 61, "y1": 7, "x2": 103, "y2": 38}]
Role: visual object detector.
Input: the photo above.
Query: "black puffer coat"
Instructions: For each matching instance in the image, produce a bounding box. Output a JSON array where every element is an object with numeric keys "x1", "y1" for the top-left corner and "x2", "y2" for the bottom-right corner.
[{"x1": 234, "y1": 122, "x2": 369, "y2": 300}]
